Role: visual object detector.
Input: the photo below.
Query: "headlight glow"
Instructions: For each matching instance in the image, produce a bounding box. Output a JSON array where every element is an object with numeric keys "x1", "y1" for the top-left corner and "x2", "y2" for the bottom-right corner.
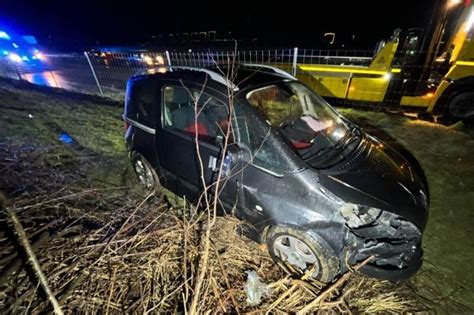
[
  {"x1": 155, "y1": 55, "x2": 164, "y2": 64},
  {"x1": 383, "y1": 73, "x2": 392, "y2": 81},
  {"x1": 34, "y1": 51, "x2": 45, "y2": 60},
  {"x1": 143, "y1": 55, "x2": 153, "y2": 65},
  {"x1": 8, "y1": 53, "x2": 22, "y2": 63}
]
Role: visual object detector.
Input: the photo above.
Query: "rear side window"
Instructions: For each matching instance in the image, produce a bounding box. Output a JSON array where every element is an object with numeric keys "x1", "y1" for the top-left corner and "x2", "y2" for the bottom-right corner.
[
  {"x1": 125, "y1": 79, "x2": 155, "y2": 127},
  {"x1": 162, "y1": 86, "x2": 233, "y2": 143}
]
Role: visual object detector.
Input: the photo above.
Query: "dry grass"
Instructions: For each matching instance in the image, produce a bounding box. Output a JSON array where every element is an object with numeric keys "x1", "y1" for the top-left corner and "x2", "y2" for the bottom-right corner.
[
  {"x1": 0, "y1": 131, "x2": 467, "y2": 314},
  {"x1": 0, "y1": 193, "x2": 412, "y2": 313}
]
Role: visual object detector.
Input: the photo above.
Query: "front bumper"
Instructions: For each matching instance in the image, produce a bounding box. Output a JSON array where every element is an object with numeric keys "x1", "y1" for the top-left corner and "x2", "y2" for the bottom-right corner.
[
  {"x1": 351, "y1": 238, "x2": 423, "y2": 281},
  {"x1": 344, "y1": 211, "x2": 423, "y2": 281}
]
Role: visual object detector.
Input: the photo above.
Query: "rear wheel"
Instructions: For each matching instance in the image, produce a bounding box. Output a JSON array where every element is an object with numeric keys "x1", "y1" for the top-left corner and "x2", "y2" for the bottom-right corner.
[
  {"x1": 266, "y1": 227, "x2": 339, "y2": 283},
  {"x1": 131, "y1": 152, "x2": 160, "y2": 191},
  {"x1": 448, "y1": 92, "x2": 474, "y2": 123}
]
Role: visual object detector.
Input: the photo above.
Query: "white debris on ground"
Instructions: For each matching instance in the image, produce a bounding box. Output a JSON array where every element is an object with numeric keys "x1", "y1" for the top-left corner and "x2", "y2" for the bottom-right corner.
[{"x1": 244, "y1": 270, "x2": 271, "y2": 306}]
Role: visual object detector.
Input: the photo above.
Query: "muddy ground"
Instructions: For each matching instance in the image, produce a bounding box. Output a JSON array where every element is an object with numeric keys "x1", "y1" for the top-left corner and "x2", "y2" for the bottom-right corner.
[{"x1": 0, "y1": 79, "x2": 473, "y2": 313}]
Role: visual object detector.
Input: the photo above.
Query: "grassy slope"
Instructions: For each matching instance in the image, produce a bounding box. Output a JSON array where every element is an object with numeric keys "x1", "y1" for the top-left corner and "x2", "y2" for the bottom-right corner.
[
  {"x1": 339, "y1": 108, "x2": 474, "y2": 308},
  {"x1": 1, "y1": 80, "x2": 473, "y2": 308},
  {"x1": 0, "y1": 81, "x2": 130, "y2": 190}
]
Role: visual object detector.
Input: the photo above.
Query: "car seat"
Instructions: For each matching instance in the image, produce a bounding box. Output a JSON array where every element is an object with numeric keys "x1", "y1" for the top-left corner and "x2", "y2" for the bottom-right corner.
[{"x1": 172, "y1": 103, "x2": 216, "y2": 137}]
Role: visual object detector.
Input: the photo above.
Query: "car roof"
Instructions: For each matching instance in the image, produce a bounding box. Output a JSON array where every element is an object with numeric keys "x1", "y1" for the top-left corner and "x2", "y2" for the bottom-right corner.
[{"x1": 132, "y1": 64, "x2": 296, "y2": 92}]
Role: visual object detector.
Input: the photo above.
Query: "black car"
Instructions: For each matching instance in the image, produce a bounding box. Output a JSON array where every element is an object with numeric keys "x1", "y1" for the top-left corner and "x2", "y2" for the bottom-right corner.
[{"x1": 123, "y1": 64, "x2": 429, "y2": 282}]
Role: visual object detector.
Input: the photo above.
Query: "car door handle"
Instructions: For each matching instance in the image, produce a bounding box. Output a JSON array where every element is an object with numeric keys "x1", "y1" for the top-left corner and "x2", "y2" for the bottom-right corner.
[
  {"x1": 208, "y1": 155, "x2": 232, "y2": 176},
  {"x1": 208, "y1": 155, "x2": 218, "y2": 172}
]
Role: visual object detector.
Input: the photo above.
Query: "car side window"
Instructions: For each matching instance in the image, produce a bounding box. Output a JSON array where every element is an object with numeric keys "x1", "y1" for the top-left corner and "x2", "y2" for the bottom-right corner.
[
  {"x1": 234, "y1": 102, "x2": 289, "y2": 176},
  {"x1": 125, "y1": 79, "x2": 155, "y2": 127},
  {"x1": 162, "y1": 86, "x2": 233, "y2": 143}
]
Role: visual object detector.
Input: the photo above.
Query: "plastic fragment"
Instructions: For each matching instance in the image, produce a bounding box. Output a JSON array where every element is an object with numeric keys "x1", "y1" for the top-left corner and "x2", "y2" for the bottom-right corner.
[
  {"x1": 58, "y1": 132, "x2": 74, "y2": 144},
  {"x1": 244, "y1": 270, "x2": 271, "y2": 306}
]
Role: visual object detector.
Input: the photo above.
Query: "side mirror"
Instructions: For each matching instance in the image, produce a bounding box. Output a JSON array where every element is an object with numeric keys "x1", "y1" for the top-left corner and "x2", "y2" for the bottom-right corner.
[
  {"x1": 214, "y1": 134, "x2": 224, "y2": 147},
  {"x1": 228, "y1": 143, "x2": 252, "y2": 161},
  {"x1": 221, "y1": 144, "x2": 252, "y2": 176}
]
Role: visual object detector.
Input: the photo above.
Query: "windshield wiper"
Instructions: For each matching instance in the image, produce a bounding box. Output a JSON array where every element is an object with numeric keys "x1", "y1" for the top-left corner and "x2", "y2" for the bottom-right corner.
[{"x1": 334, "y1": 127, "x2": 361, "y2": 150}]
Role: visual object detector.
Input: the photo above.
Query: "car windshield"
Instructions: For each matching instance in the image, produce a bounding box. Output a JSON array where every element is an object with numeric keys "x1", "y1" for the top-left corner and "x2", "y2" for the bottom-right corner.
[{"x1": 246, "y1": 82, "x2": 360, "y2": 168}]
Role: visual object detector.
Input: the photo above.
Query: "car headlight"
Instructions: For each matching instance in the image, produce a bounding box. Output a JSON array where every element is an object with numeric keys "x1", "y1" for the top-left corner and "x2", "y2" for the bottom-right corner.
[{"x1": 340, "y1": 204, "x2": 382, "y2": 228}]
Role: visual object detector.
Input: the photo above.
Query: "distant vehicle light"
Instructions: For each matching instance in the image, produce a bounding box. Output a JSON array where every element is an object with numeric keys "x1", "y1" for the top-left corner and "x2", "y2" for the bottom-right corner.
[
  {"x1": 156, "y1": 55, "x2": 164, "y2": 64},
  {"x1": 143, "y1": 55, "x2": 153, "y2": 66},
  {"x1": 2, "y1": 50, "x2": 9, "y2": 55},
  {"x1": 34, "y1": 51, "x2": 45, "y2": 60},
  {"x1": 12, "y1": 42, "x2": 19, "y2": 48},
  {"x1": 0, "y1": 31, "x2": 10, "y2": 40},
  {"x1": 21, "y1": 55, "x2": 29, "y2": 61},
  {"x1": 8, "y1": 53, "x2": 22, "y2": 62}
]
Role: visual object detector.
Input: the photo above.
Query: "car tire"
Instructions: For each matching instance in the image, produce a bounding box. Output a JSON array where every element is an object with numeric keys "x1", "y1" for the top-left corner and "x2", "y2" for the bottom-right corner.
[
  {"x1": 131, "y1": 152, "x2": 161, "y2": 191},
  {"x1": 266, "y1": 227, "x2": 339, "y2": 283},
  {"x1": 448, "y1": 92, "x2": 474, "y2": 123}
]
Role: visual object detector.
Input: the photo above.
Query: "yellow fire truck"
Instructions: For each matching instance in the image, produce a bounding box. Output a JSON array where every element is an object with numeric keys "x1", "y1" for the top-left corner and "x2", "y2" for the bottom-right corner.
[{"x1": 297, "y1": 3, "x2": 474, "y2": 121}]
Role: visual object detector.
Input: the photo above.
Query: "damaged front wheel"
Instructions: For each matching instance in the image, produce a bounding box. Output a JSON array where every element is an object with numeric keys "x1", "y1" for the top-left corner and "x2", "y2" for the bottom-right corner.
[{"x1": 266, "y1": 227, "x2": 339, "y2": 283}]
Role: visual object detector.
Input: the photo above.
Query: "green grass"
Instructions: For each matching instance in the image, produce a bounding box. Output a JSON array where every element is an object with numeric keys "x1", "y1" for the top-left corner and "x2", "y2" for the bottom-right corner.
[
  {"x1": 0, "y1": 81, "x2": 131, "y2": 189},
  {"x1": 339, "y1": 108, "x2": 474, "y2": 308}
]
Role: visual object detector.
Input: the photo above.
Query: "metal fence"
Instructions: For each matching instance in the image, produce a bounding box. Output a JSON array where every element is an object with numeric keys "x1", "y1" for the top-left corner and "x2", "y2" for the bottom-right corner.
[
  {"x1": 0, "y1": 48, "x2": 377, "y2": 99},
  {"x1": 0, "y1": 47, "x2": 450, "y2": 115},
  {"x1": 0, "y1": 48, "x2": 377, "y2": 97},
  {"x1": 0, "y1": 51, "x2": 169, "y2": 100}
]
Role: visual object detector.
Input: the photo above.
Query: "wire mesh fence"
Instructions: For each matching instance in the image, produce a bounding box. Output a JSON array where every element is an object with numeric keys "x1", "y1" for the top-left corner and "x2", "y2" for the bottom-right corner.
[{"x1": 0, "y1": 47, "x2": 456, "y2": 115}]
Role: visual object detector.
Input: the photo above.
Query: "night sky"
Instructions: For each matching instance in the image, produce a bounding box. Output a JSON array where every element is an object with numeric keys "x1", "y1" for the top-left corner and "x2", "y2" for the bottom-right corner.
[{"x1": 1, "y1": 0, "x2": 437, "y2": 49}]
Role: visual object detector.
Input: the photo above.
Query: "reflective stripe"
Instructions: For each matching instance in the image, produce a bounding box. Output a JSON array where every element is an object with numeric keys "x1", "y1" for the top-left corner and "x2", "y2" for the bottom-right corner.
[
  {"x1": 123, "y1": 116, "x2": 156, "y2": 134},
  {"x1": 299, "y1": 65, "x2": 401, "y2": 75},
  {"x1": 456, "y1": 61, "x2": 474, "y2": 66}
]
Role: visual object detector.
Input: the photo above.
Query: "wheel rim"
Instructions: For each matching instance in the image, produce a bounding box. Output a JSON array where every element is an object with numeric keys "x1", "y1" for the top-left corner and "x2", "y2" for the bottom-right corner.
[
  {"x1": 134, "y1": 159, "x2": 154, "y2": 188},
  {"x1": 273, "y1": 235, "x2": 319, "y2": 275}
]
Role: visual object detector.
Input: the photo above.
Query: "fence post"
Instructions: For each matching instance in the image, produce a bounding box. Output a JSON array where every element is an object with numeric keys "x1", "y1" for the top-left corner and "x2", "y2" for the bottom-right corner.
[
  {"x1": 165, "y1": 50, "x2": 172, "y2": 67},
  {"x1": 292, "y1": 47, "x2": 298, "y2": 77},
  {"x1": 83, "y1": 51, "x2": 104, "y2": 97}
]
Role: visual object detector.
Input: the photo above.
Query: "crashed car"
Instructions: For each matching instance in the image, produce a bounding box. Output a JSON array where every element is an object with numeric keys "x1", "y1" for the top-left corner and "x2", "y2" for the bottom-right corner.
[{"x1": 123, "y1": 64, "x2": 429, "y2": 282}]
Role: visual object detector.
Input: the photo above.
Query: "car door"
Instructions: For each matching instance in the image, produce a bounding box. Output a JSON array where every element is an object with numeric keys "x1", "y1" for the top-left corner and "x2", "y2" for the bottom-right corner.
[
  {"x1": 124, "y1": 77, "x2": 158, "y2": 168},
  {"x1": 155, "y1": 82, "x2": 236, "y2": 204}
]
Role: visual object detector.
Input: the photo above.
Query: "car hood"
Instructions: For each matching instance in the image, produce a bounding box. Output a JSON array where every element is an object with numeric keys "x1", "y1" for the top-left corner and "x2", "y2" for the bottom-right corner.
[{"x1": 317, "y1": 134, "x2": 429, "y2": 231}]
